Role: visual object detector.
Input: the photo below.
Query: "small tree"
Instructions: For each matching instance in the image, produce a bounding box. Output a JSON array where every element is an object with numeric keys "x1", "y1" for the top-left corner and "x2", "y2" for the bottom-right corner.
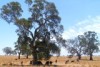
[
  {"x1": 2, "y1": 47, "x2": 13, "y2": 55},
  {"x1": 66, "y1": 35, "x2": 85, "y2": 60},
  {"x1": 14, "y1": 42, "x2": 21, "y2": 59},
  {"x1": 21, "y1": 44, "x2": 31, "y2": 59},
  {"x1": 83, "y1": 31, "x2": 100, "y2": 60},
  {"x1": 14, "y1": 35, "x2": 22, "y2": 59},
  {"x1": 14, "y1": 34, "x2": 31, "y2": 59}
]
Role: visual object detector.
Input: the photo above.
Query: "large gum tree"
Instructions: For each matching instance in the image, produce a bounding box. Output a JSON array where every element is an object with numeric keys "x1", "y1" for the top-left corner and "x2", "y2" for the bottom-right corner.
[{"x1": 0, "y1": 0, "x2": 65, "y2": 63}]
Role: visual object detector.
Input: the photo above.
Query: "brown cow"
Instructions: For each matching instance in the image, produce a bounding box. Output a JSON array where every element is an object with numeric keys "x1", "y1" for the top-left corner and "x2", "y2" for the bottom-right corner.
[{"x1": 65, "y1": 60, "x2": 69, "y2": 64}]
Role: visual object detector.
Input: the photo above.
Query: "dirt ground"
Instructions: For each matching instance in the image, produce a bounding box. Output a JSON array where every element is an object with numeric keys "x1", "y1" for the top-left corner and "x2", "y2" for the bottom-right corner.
[{"x1": 0, "y1": 55, "x2": 100, "y2": 67}]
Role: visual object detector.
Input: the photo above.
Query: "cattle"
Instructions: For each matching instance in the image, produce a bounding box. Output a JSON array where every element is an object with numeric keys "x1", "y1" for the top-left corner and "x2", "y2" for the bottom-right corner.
[
  {"x1": 21, "y1": 61, "x2": 23, "y2": 66},
  {"x1": 55, "y1": 60, "x2": 57, "y2": 63},
  {"x1": 30, "y1": 60, "x2": 43, "y2": 65},
  {"x1": 9, "y1": 62, "x2": 13, "y2": 66},
  {"x1": 65, "y1": 60, "x2": 69, "y2": 64},
  {"x1": 50, "y1": 61, "x2": 52, "y2": 65},
  {"x1": 45, "y1": 61, "x2": 53, "y2": 65},
  {"x1": 30, "y1": 60, "x2": 33, "y2": 65},
  {"x1": 71, "y1": 60, "x2": 74, "y2": 62},
  {"x1": 15, "y1": 58, "x2": 17, "y2": 60}
]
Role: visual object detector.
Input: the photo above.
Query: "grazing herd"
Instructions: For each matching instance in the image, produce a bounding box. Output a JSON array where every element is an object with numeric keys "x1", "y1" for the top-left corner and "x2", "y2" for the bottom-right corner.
[
  {"x1": 65, "y1": 59, "x2": 79, "y2": 64},
  {"x1": 29, "y1": 55, "x2": 80, "y2": 66},
  {"x1": 30, "y1": 60, "x2": 53, "y2": 66}
]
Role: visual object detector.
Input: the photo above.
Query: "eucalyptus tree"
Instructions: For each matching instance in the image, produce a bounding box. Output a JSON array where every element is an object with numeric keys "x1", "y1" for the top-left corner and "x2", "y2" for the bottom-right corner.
[
  {"x1": 21, "y1": 44, "x2": 31, "y2": 59},
  {"x1": 0, "y1": 0, "x2": 65, "y2": 62},
  {"x1": 66, "y1": 35, "x2": 86, "y2": 60},
  {"x1": 2, "y1": 47, "x2": 13, "y2": 55},
  {"x1": 14, "y1": 34, "x2": 31, "y2": 59},
  {"x1": 83, "y1": 31, "x2": 99, "y2": 60},
  {"x1": 14, "y1": 35, "x2": 23, "y2": 59}
]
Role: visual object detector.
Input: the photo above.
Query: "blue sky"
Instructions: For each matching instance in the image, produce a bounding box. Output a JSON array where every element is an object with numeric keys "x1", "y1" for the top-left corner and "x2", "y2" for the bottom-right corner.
[{"x1": 0, "y1": 0, "x2": 100, "y2": 55}]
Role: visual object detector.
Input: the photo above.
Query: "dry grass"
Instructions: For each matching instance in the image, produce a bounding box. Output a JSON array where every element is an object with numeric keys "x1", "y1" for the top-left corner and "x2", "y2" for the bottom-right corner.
[{"x1": 0, "y1": 55, "x2": 100, "y2": 67}]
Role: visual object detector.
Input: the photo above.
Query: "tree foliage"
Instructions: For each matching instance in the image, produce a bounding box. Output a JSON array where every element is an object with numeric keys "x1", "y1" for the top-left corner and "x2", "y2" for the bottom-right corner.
[
  {"x1": 0, "y1": 2, "x2": 23, "y2": 23},
  {"x1": 35, "y1": 40, "x2": 60, "y2": 60},
  {"x1": 2, "y1": 47, "x2": 13, "y2": 55},
  {"x1": 66, "y1": 35, "x2": 85, "y2": 60},
  {"x1": 14, "y1": 34, "x2": 31, "y2": 59},
  {"x1": 0, "y1": 0, "x2": 65, "y2": 62},
  {"x1": 83, "y1": 31, "x2": 99, "y2": 60},
  {"x1": 66, "y1": 31, "x2": 100, "y2": 60}
]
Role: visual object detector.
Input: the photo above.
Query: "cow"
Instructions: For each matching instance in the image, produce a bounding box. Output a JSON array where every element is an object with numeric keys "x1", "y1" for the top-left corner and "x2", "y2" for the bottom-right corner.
[
  {"x1": 45, "y1": 61, "x2": 53, "y2": 65},
  {"x1": 55, "y1": 60, "x2": 57, "y2": 63},
  {"x1": 30, "y1": 60, "x2": 43, "y2": 65},
  {"x1": 65, "y1": 60, "x2": 69, "y2": 64},
  {"x1": 71, "y1": 60, "x2": 74, "y2": 62}
]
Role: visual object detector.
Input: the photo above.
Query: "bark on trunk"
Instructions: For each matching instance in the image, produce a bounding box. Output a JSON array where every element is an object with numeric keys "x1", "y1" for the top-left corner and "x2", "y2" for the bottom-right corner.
[
  {"x1": 31, "y1": 48, "x2": 38, "y2": 65},
  {"x1": 18, "y1": 52, "x2": 20, "y2": 59},
  {"x1": 77, "y1": 52, "x2": 81, "y2": 60},
  {"x1": 78, "y1": 55, "x2": 81, "y2": 60},
  {"x1": 90, "y1": 53, "x2": 93, "y2": 60},
  {"x1": 29, "y1": 29, "x2": 38, "y2": 65},
  {"x1": 26, "y1": 53, "x2": 28, "y2": 59}
]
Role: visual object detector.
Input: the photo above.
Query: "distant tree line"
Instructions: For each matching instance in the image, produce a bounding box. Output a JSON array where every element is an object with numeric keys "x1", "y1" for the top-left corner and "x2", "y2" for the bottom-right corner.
[
  {"x1": 66, "y1": 31, "x2": 100, "y2": 60},
  {"x1": 2, "y1": 31, "x2": 100, "y2": 61}
]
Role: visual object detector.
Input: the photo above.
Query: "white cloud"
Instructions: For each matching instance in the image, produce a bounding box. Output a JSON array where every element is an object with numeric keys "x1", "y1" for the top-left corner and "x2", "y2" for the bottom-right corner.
[{"x1": 63, "y1": 16, "x2": 100, "y2": 39}]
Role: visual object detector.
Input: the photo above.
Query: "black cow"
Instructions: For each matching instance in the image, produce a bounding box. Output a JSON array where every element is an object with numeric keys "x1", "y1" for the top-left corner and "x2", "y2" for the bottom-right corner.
[
  {"x1": 45, "y1": 61, "x2": 53, "y2": 65},
  {"x1": 30, "y1": 60, "x2": 43, "y2": 65},
  {"x1": 71, "y1": 60, "x2": 74, "y2": 62},
  {"x1": 50, "y1": 61, "x2": 52, "y2": 65}
]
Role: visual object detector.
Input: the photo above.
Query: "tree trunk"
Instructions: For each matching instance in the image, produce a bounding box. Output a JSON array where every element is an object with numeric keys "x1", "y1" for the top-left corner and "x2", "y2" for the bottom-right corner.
[
  {"x1": 31, "y1": 47, "x2": 38, "y2": 65},
  {"x1": 78, "y1": 54, "x2": 81, "y2": 60},
  {"x1": 77, "y1": 52, "x2": 81, "y2": 60},
  {"x1": 30, "y1": 34, "x2": 37, "y2": 65},
  {"x1": 18, "y1": 52, "x2": 20, "y2": 59},
  {"x1": 26, "y1": 53, "x2": 28, "y2": 59},
  {"x1": 90, "y1": 53, "x2": 93, "y2": 60}
]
